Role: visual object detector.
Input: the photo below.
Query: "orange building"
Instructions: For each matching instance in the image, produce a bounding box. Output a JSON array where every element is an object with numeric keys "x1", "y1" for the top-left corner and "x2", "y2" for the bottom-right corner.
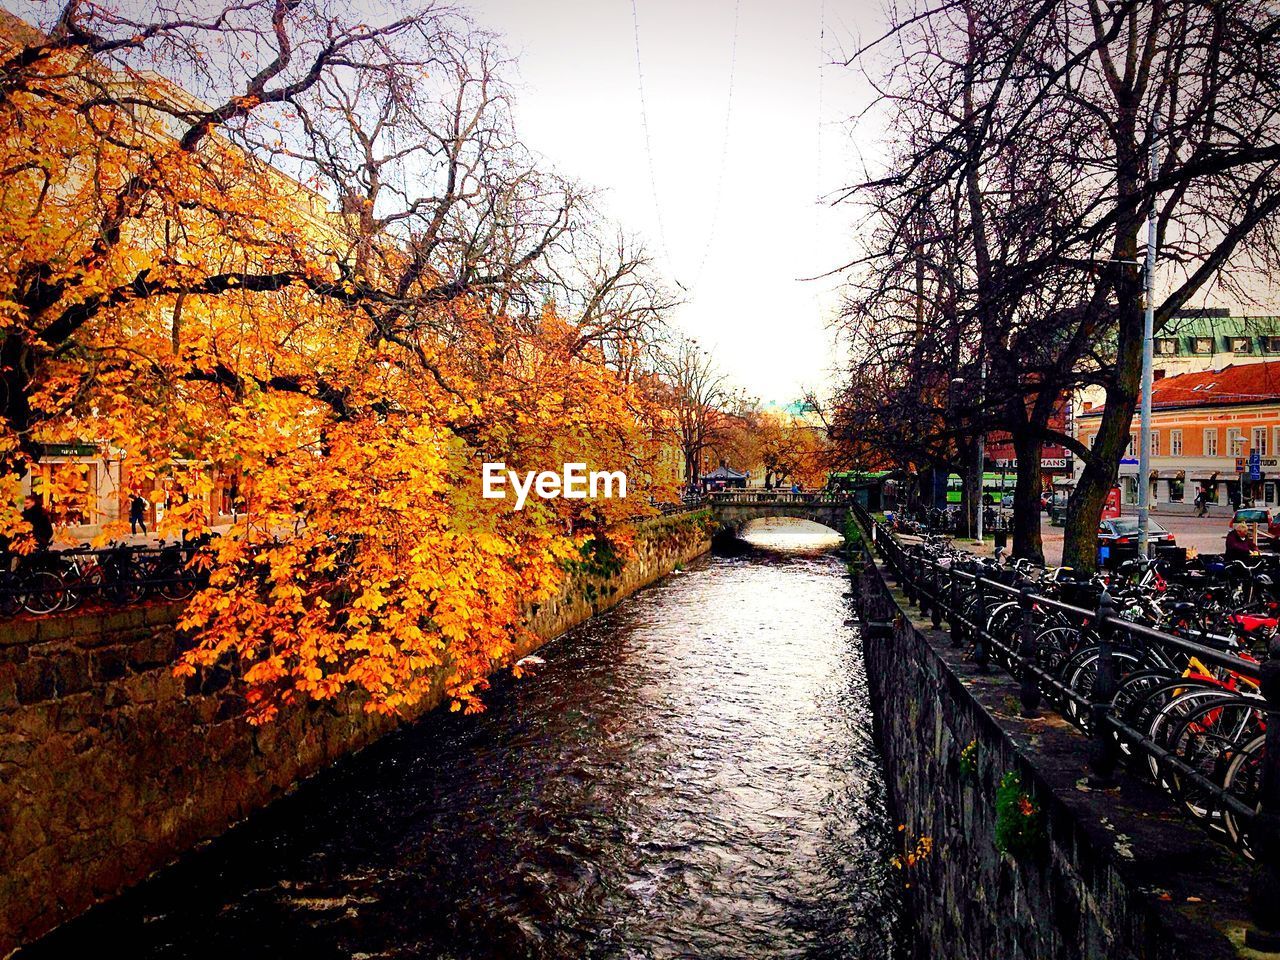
[{"x1": 1076, "y1": 362, "x2": 1280, "y2": 510}]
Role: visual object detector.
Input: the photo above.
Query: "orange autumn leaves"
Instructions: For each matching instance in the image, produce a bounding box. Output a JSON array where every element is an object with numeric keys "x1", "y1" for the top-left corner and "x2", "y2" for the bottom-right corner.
[{"x1": 0, "y1": 30, "x2": 674, "y2": 721}]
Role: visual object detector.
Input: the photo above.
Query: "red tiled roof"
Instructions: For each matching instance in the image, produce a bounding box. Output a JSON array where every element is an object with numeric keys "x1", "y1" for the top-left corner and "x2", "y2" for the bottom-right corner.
[{"x1": 1082, "y1": 361, "x2": 1280, "y2": 415}]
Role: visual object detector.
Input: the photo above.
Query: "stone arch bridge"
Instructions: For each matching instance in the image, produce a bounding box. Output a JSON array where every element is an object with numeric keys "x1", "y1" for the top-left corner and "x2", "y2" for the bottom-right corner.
[{"x1": 706, "y1": 490, "x2": 853, "y2": 538}]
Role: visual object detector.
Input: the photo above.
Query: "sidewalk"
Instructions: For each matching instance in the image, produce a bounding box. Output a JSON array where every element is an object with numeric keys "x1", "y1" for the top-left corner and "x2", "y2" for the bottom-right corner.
[
  {"x1": 1120, "y1": 503, "x2": 1234, "y2": 518},
  {"x1": 55, "y1": 522, "x2": 238, "y2": 551}
]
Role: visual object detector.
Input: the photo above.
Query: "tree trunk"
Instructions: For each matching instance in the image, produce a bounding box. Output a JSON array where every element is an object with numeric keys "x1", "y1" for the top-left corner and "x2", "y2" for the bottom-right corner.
[
  {"x1": 1062, "y1": 331, "x2": 1143, "y2": 571},
  {"x1": 1011, "y1": 433, "x2": 1044, "y2": 563}
]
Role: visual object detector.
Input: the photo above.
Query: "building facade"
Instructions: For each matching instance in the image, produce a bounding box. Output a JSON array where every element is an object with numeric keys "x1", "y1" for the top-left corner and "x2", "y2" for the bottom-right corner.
[{"x1": 1076, "y1": 362, "x2": 1280, "y2": 509}]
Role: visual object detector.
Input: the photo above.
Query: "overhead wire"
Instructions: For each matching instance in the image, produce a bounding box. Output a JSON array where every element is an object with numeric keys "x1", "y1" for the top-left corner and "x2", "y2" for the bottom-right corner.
[
  {"x1": 688, "y1": 0, "x2": 741, "y2": 294},
  {"x1": 630, "y1": 0, "x2": 674, "y2": 276},
  {"x1": 630, "y1": 0, "x2": 742, "y2": 295}
]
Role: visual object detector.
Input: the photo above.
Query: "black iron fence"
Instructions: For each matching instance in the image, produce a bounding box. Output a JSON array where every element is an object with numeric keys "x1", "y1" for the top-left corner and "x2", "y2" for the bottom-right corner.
[
  {"x1": 851, "y1": 503, "x2": 1280, "y2": 950},
  {"x1": 0, "y1": 542, "x2": 209, "y2": 619},
  {"x1": 653, "y1": 495, "x2": 709, "y2": 516}
]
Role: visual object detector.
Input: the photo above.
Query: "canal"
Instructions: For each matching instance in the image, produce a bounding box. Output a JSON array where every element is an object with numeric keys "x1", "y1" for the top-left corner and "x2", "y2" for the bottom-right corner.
[{"x1": 23, "y1": 520, "x2": 905, "y2": 959}]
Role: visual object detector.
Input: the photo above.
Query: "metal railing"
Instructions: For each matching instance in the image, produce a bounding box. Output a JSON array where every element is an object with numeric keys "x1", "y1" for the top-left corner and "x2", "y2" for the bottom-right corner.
[
  {"x1": 708, "y1": 489, "x2": 853, "y2": 505},
  {"x1": 652, "y1": 495, "x2": 709, "y2": 516},
  {"x1": 851, "y1": 502, "x2": 1280, "y2": 949},
  {"x1": 0, "y1": 542, "x2": 210, "y2": 620}
]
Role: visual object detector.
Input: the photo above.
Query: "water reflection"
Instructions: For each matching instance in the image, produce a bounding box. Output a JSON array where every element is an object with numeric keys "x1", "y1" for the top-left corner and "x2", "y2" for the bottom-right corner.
[
  {"x1": 738, "y1": 517, "x2": 844, "y2": 551},
  {"x1": 24, "y1": 520, "x2": 904, "y2": 960}
]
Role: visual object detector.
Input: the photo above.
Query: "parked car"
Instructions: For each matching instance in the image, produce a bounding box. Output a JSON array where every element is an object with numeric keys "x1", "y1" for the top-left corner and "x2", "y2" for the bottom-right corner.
[
  {"x1": 1229, "y1": 507, "x2": 1280, "y2": 543},
  {"x1": 1097, "y1": 517, "x2": 1177, "y2": 551}
]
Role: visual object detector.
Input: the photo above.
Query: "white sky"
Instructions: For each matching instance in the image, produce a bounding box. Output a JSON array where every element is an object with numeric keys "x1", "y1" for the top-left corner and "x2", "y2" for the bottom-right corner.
[
  {"x1": 465, "y1": 0, "x2": 883, "y2": 405},
  {"x1": 10, "y1": 0, "x2": 883, "y2": 403}
]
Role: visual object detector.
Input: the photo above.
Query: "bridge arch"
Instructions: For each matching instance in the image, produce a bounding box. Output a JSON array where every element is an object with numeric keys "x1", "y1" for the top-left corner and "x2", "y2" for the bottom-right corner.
[{"x1": 705, "y1": 492, "x2": 852, "y2": 542}]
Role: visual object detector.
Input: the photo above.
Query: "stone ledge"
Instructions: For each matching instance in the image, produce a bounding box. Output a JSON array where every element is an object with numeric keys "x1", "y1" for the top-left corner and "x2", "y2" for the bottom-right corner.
[
  {"x1": 1, "y1": 525, "x2": 712, "y2": 956},
  {"x1": 859, "y1": 554, "x2": 1253, "y2": 960}
]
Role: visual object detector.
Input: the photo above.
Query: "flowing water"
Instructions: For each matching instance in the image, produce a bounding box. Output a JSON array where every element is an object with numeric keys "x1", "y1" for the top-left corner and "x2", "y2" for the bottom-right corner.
[{"x1": 24, "y1": 519, "x2": 905, "y2": 959}]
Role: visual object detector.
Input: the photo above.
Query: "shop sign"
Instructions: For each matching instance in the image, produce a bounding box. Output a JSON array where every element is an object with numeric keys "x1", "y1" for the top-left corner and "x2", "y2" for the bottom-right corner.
[
  {"x1": 992, "y1": 458, "x2": 1071, "y2": 469},
  {"x1": 37, "y1": 442, "x2": 96, "y2": 458}
]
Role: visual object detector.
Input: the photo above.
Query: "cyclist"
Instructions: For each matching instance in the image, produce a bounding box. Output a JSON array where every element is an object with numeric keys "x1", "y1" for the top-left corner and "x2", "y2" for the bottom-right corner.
[{"x1": 1225, "y1": 521, "x2": 1258, "y2": 561}]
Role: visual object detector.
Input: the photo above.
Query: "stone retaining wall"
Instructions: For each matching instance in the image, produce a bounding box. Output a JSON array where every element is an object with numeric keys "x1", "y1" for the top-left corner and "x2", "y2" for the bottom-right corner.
[
  {"x1": 0, "y1": 512, "x2": 712, "y2": 955},
  {"x1": 856, "y1": 553, "x2": 1255, "y2": 960}
]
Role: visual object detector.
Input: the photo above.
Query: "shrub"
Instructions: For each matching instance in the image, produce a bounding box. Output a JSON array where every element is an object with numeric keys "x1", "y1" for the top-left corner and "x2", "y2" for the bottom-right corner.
[
  {"x1": 958, "y1": 739, "x2": 978, "y2": 780},
  {"x1": 995, "y1": 770, "x2": 1045, "y2": 859}
]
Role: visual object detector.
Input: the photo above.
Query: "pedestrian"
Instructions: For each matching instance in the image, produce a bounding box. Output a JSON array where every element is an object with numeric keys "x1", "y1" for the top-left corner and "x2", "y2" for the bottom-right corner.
[
  {"x1": 129, "y1": 492, "x2": 147, "y2": 535},
  {"x1": 1194, "y1": 487, "x2": 1207, "y2": 518},
  {"x1": 21, "y1": 494, "x2": 53, "y2": 553}
]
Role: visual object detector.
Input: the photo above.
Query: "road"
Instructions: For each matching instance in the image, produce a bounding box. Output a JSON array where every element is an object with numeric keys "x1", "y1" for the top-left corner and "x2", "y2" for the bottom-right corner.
[{"x1": 964, "y1": 509, "x2": 1255, "y2": 566}]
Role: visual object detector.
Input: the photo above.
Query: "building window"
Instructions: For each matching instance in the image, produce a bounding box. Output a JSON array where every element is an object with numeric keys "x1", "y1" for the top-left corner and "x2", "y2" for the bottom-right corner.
[
  {"x1": 1228, "y1": 428, "x2": 1245, "y2": 456},
  {"x1": 1253, "y1": 427, "x2": 1268, "y2": 456},
  {"x1": 1192, "y1": 337, "x2": 1215, "y2": 355},
  {"x1": 1169, "y1": 477, "x2": 1185, "y2": 502},
  {"x1": 30, "y1": 462, "x2": 97, "y2": 526},
  {"x1": 1204, "y1": 428, "x2": 1219, "y2": 457},
  {"x1": 1170, "y1": 429, "x2": 1183, "y2": 457},
  {"x1": 1265, "y1": 336, "x2": 1280, "y2": 353},
  {"x1": 1127, "y1": 434, "x2": 1136, "y2": 456},
  {"x1": 1230, "y1": 337, "x2": 1253, "y2": 353},
  {"x1": 1086, "y1": 433, "x2": 1097, "y2": 450},
  {"x1": 1155, "y1": 338, "x2": 1178, "y2": 356},
  {"x1": 1151, "y1": 432, "x2": 1160, "y2": 456}
]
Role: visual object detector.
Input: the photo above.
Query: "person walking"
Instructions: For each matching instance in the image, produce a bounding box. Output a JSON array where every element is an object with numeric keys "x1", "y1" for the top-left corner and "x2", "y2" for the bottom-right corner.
[
  {"x1": 21, "y1": 494, "x2": 53, "y2": 553},
  {"x1": 1194, "y1": 487, "x2": 1208, "y2": 518},
  {"x1": 129, "y1": 493, "x2": 148, "y2": 536}
]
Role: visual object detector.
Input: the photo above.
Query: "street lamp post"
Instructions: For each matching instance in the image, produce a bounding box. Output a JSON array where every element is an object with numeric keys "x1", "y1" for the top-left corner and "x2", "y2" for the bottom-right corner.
[
  {"x1": 956, "y1": 354, "x2": 987, "y2": 544},
  {"x1": 976, "y1": 353, "x2": 987, "y2": 545},
  {"x1": 1137, "y1": 123, "x2": 1160, "y2": 559}
]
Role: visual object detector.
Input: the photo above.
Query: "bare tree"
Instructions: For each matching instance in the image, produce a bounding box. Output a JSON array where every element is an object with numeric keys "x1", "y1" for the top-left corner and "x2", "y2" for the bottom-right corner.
[
  {"x1": 655, "y1": 336, "x2": 733, "y2": 488},
  {"x1": 837, "y1": 0, "x2": 1280, "y2": 568}
]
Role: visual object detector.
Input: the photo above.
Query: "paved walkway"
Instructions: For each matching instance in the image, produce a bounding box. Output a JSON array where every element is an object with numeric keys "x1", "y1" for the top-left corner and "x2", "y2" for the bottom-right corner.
[
  {"x1": 54, "y1": 522, "x2": 238, "y2": 551},
  {"x1": 947, "y1": 509, "x2": 1247, "y2": 565}
]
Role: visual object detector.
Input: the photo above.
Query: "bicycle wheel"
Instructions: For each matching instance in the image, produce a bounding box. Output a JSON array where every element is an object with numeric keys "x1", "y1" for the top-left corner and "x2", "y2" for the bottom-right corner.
[
  {"x1": 1111, "y1": 669, "x2": 1176, "y2": 756},
  {"x1": 104, "y1": 573, "x2": 146, "y2": 604},
  {"x1": 0, "y1": 570, "x2": 23, "y2": 617},
  {"x1": 1222, "y1": 734, "x2": 1265, "y2": 857},
  {"x1": 21, "y1": 570, "x2": 64, "y2": 615},
  {"x1": 1124, "y1": 676, "x2": 1216, "y2": 733},
  {"x1": 158, "y1": 573, "x2": 196, "y2": 602},
  {"x1": 985, "y1": 601, "x2": 1019, "y2": 639},
  {"x1": 1165, "y1": 697, "x2": 1263, "y2": 823},
  {"x1": 62, "y1": 563, "x2": 103, "y2": 611},
  {"x1": 1062, "y1": 647, "x2": 1143, "y2": 729},
  {"x1": 1033, "y1": 625, "x2": 1080, "y2": 676},
  {"x1": 1145, "y1": 688, "x2": 1239, "y2": 785}
]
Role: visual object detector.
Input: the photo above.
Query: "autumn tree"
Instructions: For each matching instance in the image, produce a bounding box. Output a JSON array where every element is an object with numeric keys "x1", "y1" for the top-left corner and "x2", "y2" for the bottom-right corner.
[{"x1": 0, "y1": 1, "x2": 676, "y2": 719}]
